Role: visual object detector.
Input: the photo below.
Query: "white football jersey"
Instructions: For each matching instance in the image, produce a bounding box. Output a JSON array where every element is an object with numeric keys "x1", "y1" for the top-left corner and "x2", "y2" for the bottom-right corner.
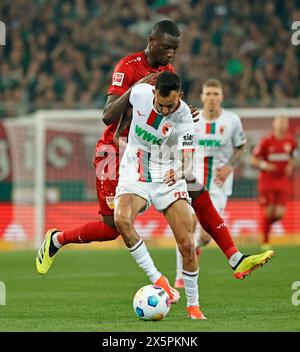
[
  {"x1": 119, "y1": 83, "x2": 195, "y2": 182},
  {"x1": 193, "y1": 109, "x2": 246, "y2": 196}
]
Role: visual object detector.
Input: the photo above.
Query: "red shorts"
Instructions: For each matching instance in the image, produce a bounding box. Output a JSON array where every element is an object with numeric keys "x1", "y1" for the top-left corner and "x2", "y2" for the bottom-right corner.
[
  {"x1": 94, "y1": 149, "x2": 120, "y2": 216},
  {"x1": 95, "y1": 176, "x2": 118, "y2": 216},
  {"x1": 258, "y1": 189, "x2": 288, "y2": 207}
]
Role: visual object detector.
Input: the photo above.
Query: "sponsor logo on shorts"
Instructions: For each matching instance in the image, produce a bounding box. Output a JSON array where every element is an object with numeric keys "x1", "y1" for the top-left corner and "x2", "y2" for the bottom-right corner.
[
  {"x1": 106, "y1": 196, "x2": 115, "y2": 209},
  {"x1": 174, "y1": 191, "x2": 188, "y2": 199},
  {"x1": 112, "y1": 72, "x2": 125, "y2": 86}
]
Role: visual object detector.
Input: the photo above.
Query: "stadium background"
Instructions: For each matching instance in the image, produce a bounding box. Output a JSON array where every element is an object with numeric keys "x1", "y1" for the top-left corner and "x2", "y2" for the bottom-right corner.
[{"x1": 0, "y1": 0, "x2": 300, "y2": 249}]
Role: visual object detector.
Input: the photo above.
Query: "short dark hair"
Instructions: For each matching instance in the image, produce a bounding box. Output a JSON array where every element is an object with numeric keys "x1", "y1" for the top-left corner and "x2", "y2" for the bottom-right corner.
[
  {"x1": 155, "y1": 72, "x2": 181, "y2": 97},
  {"x1": 203, "y1": 78, "x2": 223, "y2": 90},
  {"x1": 151, "y1": 20, "x2": 180, "y2": 38}
]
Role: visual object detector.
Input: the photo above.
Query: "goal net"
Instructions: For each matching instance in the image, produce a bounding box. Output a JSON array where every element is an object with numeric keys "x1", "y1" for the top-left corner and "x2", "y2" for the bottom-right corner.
[{"x1": 0, "y1": 108, "x2": 299, "y2": 249}]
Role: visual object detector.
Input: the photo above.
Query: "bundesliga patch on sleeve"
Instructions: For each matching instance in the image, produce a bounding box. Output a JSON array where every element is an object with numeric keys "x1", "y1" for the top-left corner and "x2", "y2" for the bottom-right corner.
[{"x1": 112, "y1": 72, "x2": 125, "y2": 86}]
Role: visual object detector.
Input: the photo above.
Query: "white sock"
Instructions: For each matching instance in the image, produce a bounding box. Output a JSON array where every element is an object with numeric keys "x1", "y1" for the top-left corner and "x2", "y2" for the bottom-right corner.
[
  {"x1": 229, "y1": 251, "x2": 243, "y2": 268},
  {"x1": 175, "y1": 245, "x2": 183, "y2": 280},
  {"x1": 182, "y1": 269, "x2": 199, "y2": 307},
  {"x1": 52, "y1": 233, "x2": 63, "y2": 249},
  {"x1": 129, "y1": 239, "x2": 161, "y2": 283}
]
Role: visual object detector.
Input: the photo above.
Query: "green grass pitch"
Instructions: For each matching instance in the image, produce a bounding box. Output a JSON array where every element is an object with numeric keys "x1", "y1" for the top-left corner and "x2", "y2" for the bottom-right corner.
[{"x1": 0, "y1": 245, "x2": 299, "y2": 332}]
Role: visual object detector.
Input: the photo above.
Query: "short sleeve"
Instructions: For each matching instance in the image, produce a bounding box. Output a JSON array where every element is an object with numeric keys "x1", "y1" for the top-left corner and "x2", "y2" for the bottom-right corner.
[
  {"x1": 232, "y1": 115, "x2": 247, "y2": 147},
  {"x1": 107, "y1": 60, "x2": 135, "y2": 96}
]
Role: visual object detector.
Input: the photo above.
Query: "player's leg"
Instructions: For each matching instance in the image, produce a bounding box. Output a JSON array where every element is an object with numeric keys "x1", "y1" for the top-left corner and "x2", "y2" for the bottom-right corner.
[
  {"x1": 174, "y1": 208, "x2": 198, "y2": 289},
  {"x1": 152, "y1": 181, "x2": 205, "y2": 319},
  {"x1": 175, "y1": 193, "x2": 226, "y2": 288},
  {"x1": 114, "y1": 183, "x2": 180, "y2": 303},
  {"x1": 273, "y1": 204, "x2": 286, "y2": 222},
  {"x1": 261, "y1": 191, "x2": 287, "y2": 250},
  {"x1": 114, "y1": 193, "x2": 148, "y2": 247},
  {"x1": 36, "y1": 166, "x2": 119, "y2": 275},
  {"x1": 196, "y1": 192, "x2": 227, "y2": 248},
  {"x1": 189, "y1": 187, "x2": 240, "y2": 260},
  {"x1": 163, "y1": 201, "x2": 205, "y2": 319},
  {"x1": 51, "y1": 177, "x2": 120, "y2": 245},
  {"x1": 189, "y1": 186, "x2": 274, "y2": 279},
  {"x1": 259, "y1": 189, "x2": 275, "y2": 248},
  {"x1": 262, "y1": 204, "x2": 275, "y2": 247},
  {"x1": 273, "y1": 190, "x2": 287, "y2": 222}
]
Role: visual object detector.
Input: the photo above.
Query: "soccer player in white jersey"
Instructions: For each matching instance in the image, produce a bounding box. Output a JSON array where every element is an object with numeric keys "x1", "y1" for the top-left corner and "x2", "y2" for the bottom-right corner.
[
  {"x1": 114, "y1": 71, "x2": 206, "y2": 319},
  {"x1": 174, "y1": 79, "x2": 247, "y2": 289}
]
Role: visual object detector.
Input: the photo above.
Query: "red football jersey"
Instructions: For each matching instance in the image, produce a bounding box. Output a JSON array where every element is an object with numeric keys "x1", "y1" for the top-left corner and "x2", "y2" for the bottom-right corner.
[
  {"x1": 253, "y1": 132, "x2": 297, "y2": 190},
  {"x1": 96, "y1": 51, "x2": 175, "y2": 154}
]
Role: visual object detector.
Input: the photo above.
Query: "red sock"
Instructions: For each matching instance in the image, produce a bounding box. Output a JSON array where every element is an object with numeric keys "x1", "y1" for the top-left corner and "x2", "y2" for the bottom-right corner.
[
  {"x1": 57, "y1": 221, "x2": 119, "y2": 245},
  {"x1": 192, "y1": 190, "x2": 238, "y2": 259},
  {"x1": 261, "y1": 215, "x2": 271, "y2": 244}
]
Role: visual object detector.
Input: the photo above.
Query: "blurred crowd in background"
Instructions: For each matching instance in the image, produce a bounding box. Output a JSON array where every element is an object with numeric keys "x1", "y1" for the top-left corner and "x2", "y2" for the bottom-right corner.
[{"x1": 1, "y1": 0, "x2": 300, "y2": 117}]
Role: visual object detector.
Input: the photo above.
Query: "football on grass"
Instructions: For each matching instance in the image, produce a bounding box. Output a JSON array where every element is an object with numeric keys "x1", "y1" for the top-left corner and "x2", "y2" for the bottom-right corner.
[{"x1": 133, "y1": 284, "x2": 171, "y2": 321}]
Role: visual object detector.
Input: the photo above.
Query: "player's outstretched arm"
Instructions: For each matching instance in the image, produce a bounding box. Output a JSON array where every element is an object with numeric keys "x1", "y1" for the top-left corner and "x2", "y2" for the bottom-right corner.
[
  {"x1": 102, "y1": 92, "x2": 132, "y2": 126},
  {"x1": 113, "y1": 107, "x2": 132, "y2": 148}
]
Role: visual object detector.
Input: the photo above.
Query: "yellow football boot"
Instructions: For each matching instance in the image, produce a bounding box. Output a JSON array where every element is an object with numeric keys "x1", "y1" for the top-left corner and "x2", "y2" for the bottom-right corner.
[
  {"x1": 36, "y1": 228, "x2": 59, "y2": 275},
  {"x1": 233, "y1": 250, "x2": 275, "y2": 279}
]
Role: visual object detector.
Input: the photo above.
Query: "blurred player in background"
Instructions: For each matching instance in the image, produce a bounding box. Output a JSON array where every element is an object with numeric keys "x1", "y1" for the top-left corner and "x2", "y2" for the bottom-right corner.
[
  {"x1": 174, "y1": 79, "x2": 246, "y2": 288},
  {"x1": 251, "y1": 116, "x2": 298, "y2": 250}
]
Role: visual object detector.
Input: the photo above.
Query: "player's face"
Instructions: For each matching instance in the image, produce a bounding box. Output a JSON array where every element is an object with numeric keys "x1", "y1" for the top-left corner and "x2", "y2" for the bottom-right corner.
[
  {"x1": 273, "y1": 116, "x2": 289, "y2": 135},
  {"x1": 149, "y1": 33, "x2": 179, "y2": 66},
  {"x1": 154, "y1": 89, "x2": 182, "y2": 116},
  {"x1": 201, "y1": 87, "x2": 223, "y2": 111}
]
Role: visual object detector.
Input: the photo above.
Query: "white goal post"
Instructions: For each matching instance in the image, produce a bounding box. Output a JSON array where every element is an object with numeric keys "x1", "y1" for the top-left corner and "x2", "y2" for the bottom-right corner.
[{"x1": 1, "y1": 108, "x2": 300, "y2": 249}]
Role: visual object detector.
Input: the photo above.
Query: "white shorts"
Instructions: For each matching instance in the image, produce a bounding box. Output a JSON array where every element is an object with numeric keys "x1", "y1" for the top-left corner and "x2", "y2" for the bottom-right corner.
[
  {"x1": 190, "y1": 191, "x2": 228, "y2": 215},
  {"x1": 115, "y1": 179, "x2": 191, "y2": 212}
]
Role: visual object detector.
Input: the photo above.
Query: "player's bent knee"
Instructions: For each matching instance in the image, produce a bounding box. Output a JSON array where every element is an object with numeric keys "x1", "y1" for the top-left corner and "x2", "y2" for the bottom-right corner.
[
  {"x1": 177, "y1": 238, "x2": 195, "y2": 259},
  {"x1": 114, "y1": 213, "x2": 133, "y2": 234}
]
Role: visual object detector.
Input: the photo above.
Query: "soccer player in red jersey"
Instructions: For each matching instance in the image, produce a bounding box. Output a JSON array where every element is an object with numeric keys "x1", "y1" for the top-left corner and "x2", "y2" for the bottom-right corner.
[
  {"x1": 251, "y1": 115, "x2": 298, "y2": 249},
  {"x1": 36, "y1": 21, "x2": 274, "y2": 286}
]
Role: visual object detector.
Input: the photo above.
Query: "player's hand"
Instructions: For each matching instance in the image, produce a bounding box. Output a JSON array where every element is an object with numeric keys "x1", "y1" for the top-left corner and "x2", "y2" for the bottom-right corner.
[
  {"x1": 163, "y1": 169, "x2": 178, "y2": 186},
  {"x1": 214, "y1": 164, "x2": 233, "y2": 187},
  {"x1": 189, "y1": 105, "x2": 200, "y2": 123},
  {"x1": 259, "y1": 161, "x2": 276, "y2": 172}
]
